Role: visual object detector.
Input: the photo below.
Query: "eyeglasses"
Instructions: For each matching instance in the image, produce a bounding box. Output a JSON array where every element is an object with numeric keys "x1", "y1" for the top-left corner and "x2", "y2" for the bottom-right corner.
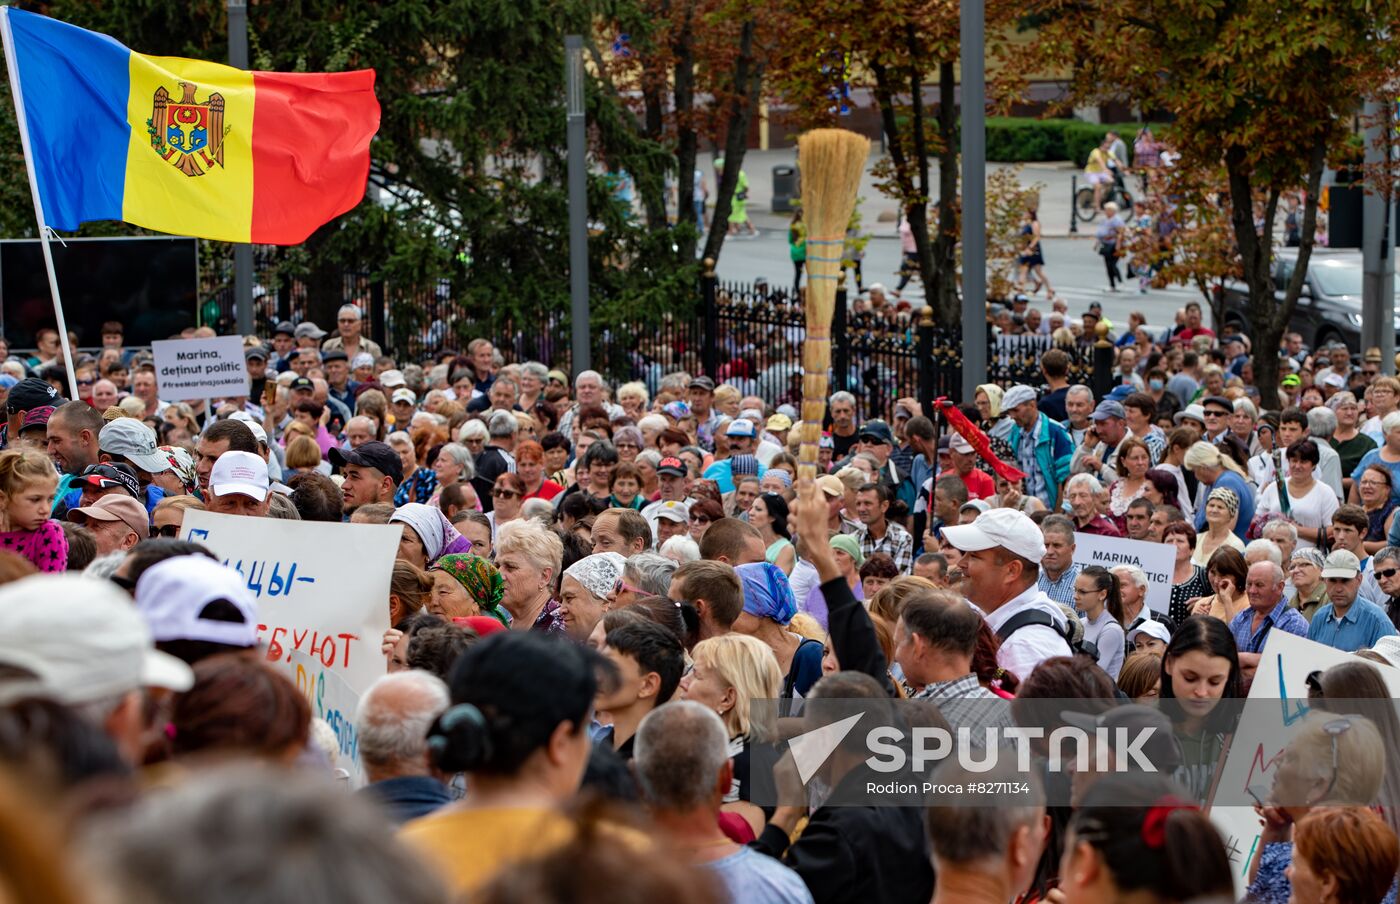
[
  {"x1": 492, "y1": 488, "x2": 520, "y2": 499},
  {"x1": 1377, "y1": 568, "x2": 1400, "y2": 580}
]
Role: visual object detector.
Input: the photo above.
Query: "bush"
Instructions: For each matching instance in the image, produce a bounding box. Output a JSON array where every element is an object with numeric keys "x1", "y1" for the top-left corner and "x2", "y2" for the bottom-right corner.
[{"x1": 985, "y1": 118, "x2": 1166, "y2": 166}]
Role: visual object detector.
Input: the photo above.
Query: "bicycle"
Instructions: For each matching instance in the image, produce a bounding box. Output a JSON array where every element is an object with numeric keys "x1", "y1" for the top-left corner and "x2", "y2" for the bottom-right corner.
[{"x1": 1075, "y1": 169, "x2": 1134, "y2": 222}]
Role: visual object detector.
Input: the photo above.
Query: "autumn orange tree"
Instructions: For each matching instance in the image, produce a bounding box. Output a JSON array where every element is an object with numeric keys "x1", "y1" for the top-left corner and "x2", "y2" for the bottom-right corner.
[
  {"x1": 1032, "y1": 0, "x2": 1400, "y2": 391},
  {"x1": 766, "y1": 0, "x2": 1025, "y2": 325}
]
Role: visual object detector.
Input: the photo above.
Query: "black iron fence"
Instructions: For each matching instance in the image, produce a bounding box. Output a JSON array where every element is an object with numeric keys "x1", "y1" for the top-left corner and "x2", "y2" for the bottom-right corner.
[{"x1": 202, "y1": 247, "x2": 1107, "y2": 419}]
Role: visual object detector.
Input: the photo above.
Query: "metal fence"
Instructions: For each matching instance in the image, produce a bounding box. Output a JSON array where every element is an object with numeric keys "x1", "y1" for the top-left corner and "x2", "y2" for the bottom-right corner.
[{"x1": 201, "y1": 248, "x2": 1103, "y2": 418}]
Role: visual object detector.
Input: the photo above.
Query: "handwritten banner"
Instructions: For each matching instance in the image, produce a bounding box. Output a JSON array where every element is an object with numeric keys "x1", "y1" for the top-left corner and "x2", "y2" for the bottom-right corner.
[
  {"x1": 1072, "y1": 532, "x2": 1176, "y2": 614},
  {"x1": 1209, "y1": 631, "x2": 1400, "y2": 897},
  {"x1": 290, "y1": 650, "x2": 364, "y2": 787},
  {"x1": 180, "y1": 510, "x2": 398, "y2": 696}
]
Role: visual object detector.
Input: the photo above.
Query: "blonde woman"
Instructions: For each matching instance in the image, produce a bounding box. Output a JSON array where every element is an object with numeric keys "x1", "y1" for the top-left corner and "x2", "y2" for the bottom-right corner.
[
  {"x1": 616, "y1": 381, "x2": 650, "y2": 421},
  {"x1": 1183, "y1": 440, "x2": 1254, "y2": 539},
  {"x1": 680, "y1": 633, "x2": 782, "y2": 836}
]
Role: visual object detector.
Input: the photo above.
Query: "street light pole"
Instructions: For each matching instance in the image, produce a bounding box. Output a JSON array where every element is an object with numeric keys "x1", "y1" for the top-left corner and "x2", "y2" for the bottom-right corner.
[
  {"x1": 565, "y1": 35, "x2": 590, "y2": 375},
  {"x1": 1362, "y1": 98, "x2": 1396, "y2": 375},
  {"x1": 960, "y1": 0, "x2": 987, "y2": 394},
  {"x1": 227, "y1": 0, "x2": 254, "y2": 336}
]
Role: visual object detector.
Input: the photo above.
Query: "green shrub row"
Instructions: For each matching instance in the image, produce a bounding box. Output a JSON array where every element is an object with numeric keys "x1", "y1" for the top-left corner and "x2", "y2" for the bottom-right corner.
[{"x1": 985, "y1": 118, "x2": 1164, "y2": 166}]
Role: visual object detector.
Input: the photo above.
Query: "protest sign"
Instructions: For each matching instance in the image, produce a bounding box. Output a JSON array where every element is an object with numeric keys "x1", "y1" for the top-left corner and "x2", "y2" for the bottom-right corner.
[
  {"x1": 151, "y1": 335, "x2": 249, "y2": 401},
  {"x1": 1209, "y1": 631, "x2": 1400, "y2": 896},
  {"x1": 1072, "y1": 532, "x2": 1175, "y2": 614},
  {"x1": 180, "y1": 510, "x2": 397, "y2": 696},
  {"x1": 290, "y1": 650, "x2": 365, "y2": 788}
]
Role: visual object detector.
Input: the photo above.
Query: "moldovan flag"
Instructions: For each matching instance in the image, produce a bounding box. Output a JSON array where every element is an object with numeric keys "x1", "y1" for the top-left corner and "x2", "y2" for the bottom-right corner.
[{"x1": 0, "y1": 8, "x2": 380, "y2": 244}]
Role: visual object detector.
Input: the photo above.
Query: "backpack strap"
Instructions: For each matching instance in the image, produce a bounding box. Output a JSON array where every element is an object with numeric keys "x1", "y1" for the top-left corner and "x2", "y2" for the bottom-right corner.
[{"x1": 997, "y1": 609, "x2": 1093, "y2": 658}]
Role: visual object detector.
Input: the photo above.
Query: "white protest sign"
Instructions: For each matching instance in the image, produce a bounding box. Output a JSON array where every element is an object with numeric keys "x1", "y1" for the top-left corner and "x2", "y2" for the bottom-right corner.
[
  {"x1": 290, "y1": 650, "x2": 365, "y2": 788},
  {"x1": 1209, "y1": 631, "x2": 1400, "y2": 897},
  {"x1": 1072, "y1": 532, "x2": 1175, "y2": 614},
  {"x1": 151, "y1": 336, "x2": 249, "y2": 402},
  {"x1": 180, "y1": 510, "x2": 397, "y2": 696}
]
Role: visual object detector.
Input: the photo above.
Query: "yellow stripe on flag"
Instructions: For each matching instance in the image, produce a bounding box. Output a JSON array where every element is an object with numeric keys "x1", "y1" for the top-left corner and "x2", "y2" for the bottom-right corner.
[{"x1": 123, "y1": 53, "x2": 254, "y2": 242}]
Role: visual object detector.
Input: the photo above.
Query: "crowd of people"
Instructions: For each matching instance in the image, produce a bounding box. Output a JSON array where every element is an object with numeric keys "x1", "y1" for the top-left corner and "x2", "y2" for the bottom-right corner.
[{"x1": 2, "y1": 301, "x2": 1400, "y2": 904}]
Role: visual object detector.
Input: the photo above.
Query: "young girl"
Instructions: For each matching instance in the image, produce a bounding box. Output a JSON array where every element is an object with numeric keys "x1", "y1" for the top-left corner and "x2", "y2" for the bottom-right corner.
[
  {"x1": 0, "y1": 448, "x2": 67, "y2": 572},
  {"x1": 607, "y1": 463, "x2": 646, "y2": 511}
]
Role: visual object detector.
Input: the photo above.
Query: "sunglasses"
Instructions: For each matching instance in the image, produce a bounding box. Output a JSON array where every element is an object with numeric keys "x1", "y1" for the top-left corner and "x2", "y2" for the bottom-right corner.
[
  {"x1": 492, "y1": 488, "x2": 520, "y2": 499},
  {"x1": 1377, "y1": 568, "x2": 1400, "y2": 580},
  {"x1": 1204, "y1": 410, "x2": 1230, "y2": 418},
  {"x1": 151, "y1": 524, "x2": 180, "y2": 539}
]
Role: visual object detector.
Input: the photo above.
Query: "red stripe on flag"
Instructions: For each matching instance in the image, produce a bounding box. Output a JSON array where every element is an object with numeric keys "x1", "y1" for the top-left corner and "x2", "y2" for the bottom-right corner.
[{"x1": 250, "y1": 70, "x2": 380, "y2": 244}]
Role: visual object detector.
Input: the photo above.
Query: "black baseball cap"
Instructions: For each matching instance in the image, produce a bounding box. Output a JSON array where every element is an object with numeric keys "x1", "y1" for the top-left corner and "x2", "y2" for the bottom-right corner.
[
  {"x1": 79, "y1": 463, "x2": 140, "y2": 499},
  {"x1": 289, "y1": 377, "x2": 314, "y2": 393},
  {"x1": 329, "y1": 441, "x2": 404, "y2": 485},
  {"x1": 857, "y1": 420, "x2": 895, "y2": 446},
  {"x1": 6, "y1": 378, "x2": 60, "y2": 416}
]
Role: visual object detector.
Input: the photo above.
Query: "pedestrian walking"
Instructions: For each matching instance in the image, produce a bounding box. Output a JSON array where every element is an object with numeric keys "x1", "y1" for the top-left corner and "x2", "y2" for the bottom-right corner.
[
  {"x1": 1014, "y1": 206, "x2": 1052, "y2": 297},
  {"x1": 788, "y1": 210, "x2": 806, "y2": 300},
  {"x1": 1096, "y1": 201, "x2": 1126, "y2": 291}
]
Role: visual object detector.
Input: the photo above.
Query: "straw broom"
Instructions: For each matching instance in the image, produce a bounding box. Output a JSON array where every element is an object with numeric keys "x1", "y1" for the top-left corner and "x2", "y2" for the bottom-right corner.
[{"x1": 797, "y1": 128, "x2": 870, "y2": 487}]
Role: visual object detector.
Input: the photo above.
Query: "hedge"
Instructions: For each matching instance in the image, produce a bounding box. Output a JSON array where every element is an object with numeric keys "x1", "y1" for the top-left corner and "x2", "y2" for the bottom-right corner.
[{"x1": 985, "y1": 118, "x2": 1166, "y2": 167}]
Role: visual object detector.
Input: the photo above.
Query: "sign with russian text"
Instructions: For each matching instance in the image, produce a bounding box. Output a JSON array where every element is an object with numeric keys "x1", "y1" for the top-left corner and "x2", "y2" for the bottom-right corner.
[
  {"x1": 289, "y1": 650, "x2": 365, "y2": 788},
  {"x1": 1072, "y1": 532, "x2": 1175, "y2": 615},
  {"x1": 151, "y1": 335, "x2": 249, "y2": 401},
  {"x1": 1209, "y1": 631, "x2": 1400, "y2": 897},
  {"x1": 180, "y1": 510, "x2": 396, "y2": 696}
]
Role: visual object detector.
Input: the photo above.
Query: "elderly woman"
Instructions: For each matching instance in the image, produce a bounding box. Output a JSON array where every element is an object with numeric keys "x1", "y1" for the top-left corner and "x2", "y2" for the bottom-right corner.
[
  {"x1": 1286, "y1": 548, "x2": 1328, "y2": 621},
  {"x1": 1165, "y1": 521, "x2": 1213, "y2": 623},
  {"x1": 390, "y1": 502, "x2": 474, "y2": 570},
  {"x1": 557, "y1": 551, "x2": 627, "y2": 642},
  {"x1": 616, "y1": 382, "x2": 649, "y2": 421},
  {"x1": 732, "y1": 561, "x2": 824, "y2": 699},
  {"x1": 1184, "y1": 440, "x2": 1253, "y2": 538},
  {"x1": 679, "y1": 633, "x2": 783, "y2": 836},
  {"x1": 1359, "y1": 463, "x2": 1400, "y2": 554},
  {"x1": 1245, "y1": 711, "x2": 1390, "y2": 903},
  {"x1": 458, "y1": 418, "x2": 489, "y2": 458},
  {"x1": 1329, "y1": 390, "x2": 1378, "y2": 481},
  {"x1": 1193, "y1": 487, "x2": 1246, "y2": 566},
  {"x1": 612, "y1": 426, "x2": 643, "y2": 463},
  {"x1": 488, "y1": 473, "x2": 527, "y2": 537},
  {"x1": 494, "y1": 519, "x2": 566, "y2": 633},
  {"x1": 515, "y1": 441, "x2": 564, "y2": 502},
  {"x1": 1351, "y1": 412, "x2": 1400, "y2": 507},
  {"x1": 517, "y1": 361, "x2": 548, "y2": 412},
  {"x1": 429, "y1": 442, "x2": 475, "y2": 506},
  {"x1": 426, "y1": 553, "x2": 510, "y2": 625},
  {"x1": 391, "y1": 430, "x2": 434, "y2": 506}
]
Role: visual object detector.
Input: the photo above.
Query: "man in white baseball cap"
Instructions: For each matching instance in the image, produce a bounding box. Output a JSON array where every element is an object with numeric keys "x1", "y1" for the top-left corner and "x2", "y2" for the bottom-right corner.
[
  {"x1": 207, "y1": 450, "x2": 271, "y2": 518},
  {"x1": 0, "y1": 574, "x2": 193, "y2": 763},
  {"x1": 135, "y1": 555, "x2": 260, "y2": 664},
  {"x1": 942, "y1": 507, "x2": 1072, "y2": 680}
]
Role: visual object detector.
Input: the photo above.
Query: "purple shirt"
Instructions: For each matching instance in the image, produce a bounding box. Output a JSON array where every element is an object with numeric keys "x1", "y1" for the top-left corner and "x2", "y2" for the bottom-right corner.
[{"x1": 803, "y1": 579, "x2": 863, "y2": 631}]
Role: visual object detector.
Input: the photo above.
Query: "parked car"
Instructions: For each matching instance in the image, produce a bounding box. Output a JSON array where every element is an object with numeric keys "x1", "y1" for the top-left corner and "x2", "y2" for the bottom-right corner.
[{"x1": 1219, "y1": 248, "x2": 1400, "y2": 351}]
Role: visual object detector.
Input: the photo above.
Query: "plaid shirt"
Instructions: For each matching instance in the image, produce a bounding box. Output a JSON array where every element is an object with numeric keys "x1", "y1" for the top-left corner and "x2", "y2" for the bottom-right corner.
[
  {"x1": 1039, "y1": 563, "x2": 1082, "y2": 608},
  {"x1": 1016, "y1": 419, "x2": 1048, "y2": 504},
  {"x1": 857, "y1": 520, "x2": 914, "y2": 574},
  {"x1": 914, "y1": 674, "x2": 1015, "y2": 740}
]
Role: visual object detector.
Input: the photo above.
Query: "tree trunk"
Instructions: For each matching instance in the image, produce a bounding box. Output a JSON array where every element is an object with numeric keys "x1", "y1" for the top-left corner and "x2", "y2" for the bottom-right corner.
[
  {"x1": 672, "y1": 0, "x2": 699, "y2": 263},
  {"x1": 870, "y1": 61, "x2": 931, "y2": 301},
  {"x1": 1226, "y1": 138, "x2": 1326, "y2": 398},
  {"x1": 701, "y1": 19, "x2": 763, "y2": 266},
  {"x1": 638, "y1": 60, "x2": 669, "y2": 230},
  {"x1": 303, "y1": 221, "x2": 343, "y2": 330},
  {"x1": 931, "y1": 60, "x2": 960, "y2": 325}
]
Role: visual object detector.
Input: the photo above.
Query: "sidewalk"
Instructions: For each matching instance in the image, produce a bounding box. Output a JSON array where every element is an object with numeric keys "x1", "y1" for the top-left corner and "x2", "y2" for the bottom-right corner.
[{"x1": 699, "y1": 147, "x2": 1084, "y2": 239}]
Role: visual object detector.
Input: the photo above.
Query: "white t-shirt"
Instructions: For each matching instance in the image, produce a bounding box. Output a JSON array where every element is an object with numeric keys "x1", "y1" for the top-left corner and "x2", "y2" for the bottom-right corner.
[
  {"x1": 1256, "y1": 480, "x2": 1339, "y2": 550},
  {"x1": 979, "y1": 584, "x2": 1071, "y2": 683}
]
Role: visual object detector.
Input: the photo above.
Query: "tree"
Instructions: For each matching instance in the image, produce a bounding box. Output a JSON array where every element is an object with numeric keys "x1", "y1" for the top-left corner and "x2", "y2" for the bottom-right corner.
[{"x1": 1031, "y1": 0, "x2": 1400, "y2": 393}]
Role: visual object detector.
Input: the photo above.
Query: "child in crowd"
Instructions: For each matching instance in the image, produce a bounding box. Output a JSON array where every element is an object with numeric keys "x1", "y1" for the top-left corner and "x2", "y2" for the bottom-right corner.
[
  {"x1": 607, "y1": 463, "x2": 646, "y2": 511},
  {"x1": 0, "y1": 448, "x2": 67, "y2": 572}
]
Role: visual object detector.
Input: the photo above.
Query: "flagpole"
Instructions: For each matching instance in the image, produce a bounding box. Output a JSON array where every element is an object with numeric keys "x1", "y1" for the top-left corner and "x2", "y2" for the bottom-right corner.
[{"x1": 1, "y1": 7, "x2": 81, "y2": 401}]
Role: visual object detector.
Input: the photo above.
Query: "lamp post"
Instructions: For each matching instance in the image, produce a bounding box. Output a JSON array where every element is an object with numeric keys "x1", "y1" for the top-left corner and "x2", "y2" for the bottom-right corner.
[
  {"x1": 565, "y1": 35, "x2": 590, "y2": 375},
  {"x1": 960, "y1": 0, "x2": 987, "y2": 394},
  {"x1": 228, "y1": 0, "x2": 254, "y2": 335},
  {"x1": 1362, "y1": 97, "x2": 1396, "y2": 374}
]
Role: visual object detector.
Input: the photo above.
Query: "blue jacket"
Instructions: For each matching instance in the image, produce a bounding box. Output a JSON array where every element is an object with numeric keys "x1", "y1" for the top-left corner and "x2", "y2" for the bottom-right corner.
[{"x1": 1007, "y1": 413, "x2": 1074, "y2": 510}]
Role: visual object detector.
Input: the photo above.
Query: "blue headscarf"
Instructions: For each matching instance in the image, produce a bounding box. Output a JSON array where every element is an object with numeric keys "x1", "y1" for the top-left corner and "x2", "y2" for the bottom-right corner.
[{"x1": 736, "y1": 562, "x2": 797, "y2": 626}]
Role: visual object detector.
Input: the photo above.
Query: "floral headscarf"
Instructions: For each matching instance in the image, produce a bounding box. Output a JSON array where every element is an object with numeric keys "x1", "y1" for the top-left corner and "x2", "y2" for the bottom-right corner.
[
  {"x1": 736, "y1": 561, "x2": 797, "y2": 626},
  {"x1": 562, "y1": 552, "x2": 628, "y2": 601},
  {"x1": 391, "y1": 503, "x2": 472, "y2": 564},
  {"x1": 433, "y1": 553, "x2": 509, "y2": 626},
  {"x1": 159, "y1": 445, "x2": 199, "y2": 496}
]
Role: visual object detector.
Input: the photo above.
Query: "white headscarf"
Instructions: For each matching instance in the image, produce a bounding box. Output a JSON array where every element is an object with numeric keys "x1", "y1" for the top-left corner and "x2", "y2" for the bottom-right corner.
[{"x1": 562, "y1": 552, "x2": 628, "y2": 601}]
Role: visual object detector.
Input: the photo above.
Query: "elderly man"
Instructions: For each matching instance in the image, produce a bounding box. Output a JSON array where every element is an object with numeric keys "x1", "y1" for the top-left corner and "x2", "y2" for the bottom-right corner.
[
  {"x1": 828, "y1": 390, "x2": 859, "y2": 457},
  {"x1": 925, "y1": 759, "x2": 1048, "y2": 904},
  {"x1": 634, "y1": 702, "x2": 814, "y2": 903},
  {"x1": 205, "y1": 451, "x2": 272, "y2": 518},
  {"x1": 1003, "y1": 384, "x2": 1072, "y2": 509},
  {"x1": 355, "y1": 671, "x2": 452, "y2": 824},
  {"x1": 322, "y1": 350, "x2": 358, "y2": 412},
  {"x1": 321, "y1": 304, "x2": 383, "y2": 361},
  {"x1": 1064, "y1": 474, "x2": 1122, "y2": 537},
  {"x1": 895, "y1": 590, "x2": 1014, "y2": 736},
  {"x1": 67, "y1": 494, "x2": 148, "y2": 556},
  {"x1": 1230, "y1": 561, "x2": 1308, "y2": 683},
  {"x1": 943, "y1": 508, "x2": 1072, "y2": 679},
  {"x1": 948, "y1": 432, "x2": 995, "y2": 500},
  {"x1": 1372, "y1": 546, "x2": 1400, "y2": 627},
  {"x1": 591, "y1": 508, "x2": 652, "y2": 557},
  {"x1": 556, "y1": 370, "x2": 625, "y2": 439},
  {"x1": 1061, "y1": 385, "x2": 1095, "y2": 446},
  {"x1": 1037, "y1": 515, "x2": 1081, "y2": 607},
  {"x1": 1307, "y1": 550, "x2": 1398, "y2": 652}
]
